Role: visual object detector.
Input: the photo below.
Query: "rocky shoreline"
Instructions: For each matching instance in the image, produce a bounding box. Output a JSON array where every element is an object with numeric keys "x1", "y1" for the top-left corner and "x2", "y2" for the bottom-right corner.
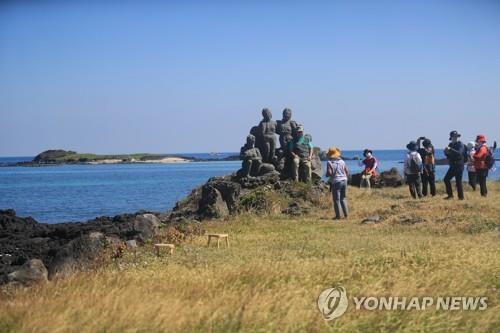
[{"x1": 0, "y1": 208, "x2": 205, "y2": 285}]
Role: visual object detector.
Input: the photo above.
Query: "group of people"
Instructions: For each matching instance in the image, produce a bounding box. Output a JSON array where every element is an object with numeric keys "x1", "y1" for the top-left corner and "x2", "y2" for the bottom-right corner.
[
  {"x1": 326, "y1": 130, "x2": 496, "y2": 220},
  {"x1": 403, "y1": 131, "x2": 496, "y2": 200}
]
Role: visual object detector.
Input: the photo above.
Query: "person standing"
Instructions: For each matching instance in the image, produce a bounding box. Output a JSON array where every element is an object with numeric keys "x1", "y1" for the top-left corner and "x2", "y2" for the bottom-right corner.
[
  {"x1": 326, "y1": 147, "x2": 349, "y2": 220},
  {"x1": 289, "y1": 125, "x2": 313, "y2": 182},
  {"x1": 473, "y1": 134, "x2": 489, "y2": 197},
  {"x1": 359, "y1": 149, "x2": 378, "y2": 188},
  {"x1": 443, "y1": 130, "x2": 465, "y2": 200},
  {"x1": 417, "y1": 137, "x2": 436, "y2": 197},
  {"x1": 404, "y1": 141, "x2": 423, "y2": 199},
  {"x1": 466, "y1": 141, "x2": 477, "y2": 191}
]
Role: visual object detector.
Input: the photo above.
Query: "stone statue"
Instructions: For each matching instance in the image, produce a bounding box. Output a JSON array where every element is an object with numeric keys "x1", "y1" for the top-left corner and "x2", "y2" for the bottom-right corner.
[
  {"x1": 238, "y1": 134, "x2": 263, "y2": 178},
  {"x1": 249, "y1": 126, "x2": 261, "y2": 151},
  {"x1": 276, "y1": 108, "x2": 298, "y2": 151},
  {"x1": 236, "y1": 108, "x2": 321, "y2": 183},
  {"x1": 256, "y1": 108, "x2": 277, "y2": 163}
]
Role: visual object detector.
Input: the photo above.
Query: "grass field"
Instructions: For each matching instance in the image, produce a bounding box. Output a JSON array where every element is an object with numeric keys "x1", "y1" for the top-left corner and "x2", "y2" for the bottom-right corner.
[{"x1": 1, "y1": 182, "x2": 499, "y2": 332}]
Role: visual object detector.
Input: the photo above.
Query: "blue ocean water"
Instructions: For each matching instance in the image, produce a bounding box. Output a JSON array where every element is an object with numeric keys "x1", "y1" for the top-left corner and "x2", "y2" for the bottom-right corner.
[
  {"x1": 0, "y1": 156, "x2": 33, "y2": 165},
  {"x1": 0, "y1": 150, "x2": 497, "y2": 223},
  {"x1": 0, "y1": 161, "x2": 240, "y2": 223}
]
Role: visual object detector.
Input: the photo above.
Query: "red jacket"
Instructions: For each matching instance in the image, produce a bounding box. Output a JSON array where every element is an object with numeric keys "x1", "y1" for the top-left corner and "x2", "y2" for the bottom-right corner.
[
  {"x1": 473, "y1": 144, "x2": 488, "y2": 170},
  {"x1": 362, "y1": 157, "x2": 378, "y2": 177}
]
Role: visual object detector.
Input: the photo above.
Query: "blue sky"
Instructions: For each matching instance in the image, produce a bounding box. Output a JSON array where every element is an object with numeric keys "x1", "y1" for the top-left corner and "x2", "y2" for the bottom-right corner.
[{"x1": 1, "y1": 0, "x2": 499, "y2": 156}]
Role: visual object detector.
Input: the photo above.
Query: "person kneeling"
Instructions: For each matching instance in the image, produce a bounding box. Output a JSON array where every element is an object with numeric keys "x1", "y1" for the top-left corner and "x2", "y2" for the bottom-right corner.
[{"x1": 359, "y1": 149, "x2": 378, "y2": 188}]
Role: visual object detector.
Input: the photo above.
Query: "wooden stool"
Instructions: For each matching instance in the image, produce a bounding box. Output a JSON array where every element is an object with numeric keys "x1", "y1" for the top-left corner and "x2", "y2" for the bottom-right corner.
[
  {"x1": 207, "y1": 233, "x2": 229, "y2": 248},
  {"x1": 154, "y1": 243, "x2": 175, "y2": 256}
]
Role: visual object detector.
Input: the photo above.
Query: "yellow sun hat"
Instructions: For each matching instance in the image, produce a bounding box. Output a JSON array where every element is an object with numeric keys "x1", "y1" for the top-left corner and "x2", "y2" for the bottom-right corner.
[{"x1": 327, "y1": 146, "x2": 341, "y2": 159}]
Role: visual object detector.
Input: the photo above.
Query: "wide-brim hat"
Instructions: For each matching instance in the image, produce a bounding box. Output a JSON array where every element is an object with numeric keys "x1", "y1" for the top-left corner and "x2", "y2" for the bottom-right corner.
[
  {"x1": 476, "y1": 134, "x2": 487, "y2": 143},
  {"x1": 449, "y1": 130, "x2": 461, "y2": 140},
  {"x1": 327, "y1": 146, "x2": 341, "y2": 159},
  {"x1": 406, "y1": 141, "x2": 418, "y2": 151}
]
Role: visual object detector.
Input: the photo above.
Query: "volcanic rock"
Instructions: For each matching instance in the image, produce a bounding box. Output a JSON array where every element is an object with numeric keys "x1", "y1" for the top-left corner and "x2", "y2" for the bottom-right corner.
[{"x1": 7, "y1": 259, "x2": 48, "y2": 285}]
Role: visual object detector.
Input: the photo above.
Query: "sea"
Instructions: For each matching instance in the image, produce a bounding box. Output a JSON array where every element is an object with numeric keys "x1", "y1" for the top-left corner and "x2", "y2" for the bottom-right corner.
[{"x1": 0, "y1": 150, "x2": 497, "y2": 224}]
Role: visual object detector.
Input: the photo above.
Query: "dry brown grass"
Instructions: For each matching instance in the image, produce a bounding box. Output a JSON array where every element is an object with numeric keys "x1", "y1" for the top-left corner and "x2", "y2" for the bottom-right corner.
[{"x1": 1, "y1": 182, "x2": 499, "y2": 332}]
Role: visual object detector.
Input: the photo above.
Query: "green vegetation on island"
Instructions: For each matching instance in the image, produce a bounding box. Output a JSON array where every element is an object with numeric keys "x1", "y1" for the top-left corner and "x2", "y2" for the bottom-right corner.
[
  {"x1": 29, "y1": 149, "x2": 193, "y2": 164},
  {"x1": 9, "y1": 149, "x2": 240, "y2": 166}
]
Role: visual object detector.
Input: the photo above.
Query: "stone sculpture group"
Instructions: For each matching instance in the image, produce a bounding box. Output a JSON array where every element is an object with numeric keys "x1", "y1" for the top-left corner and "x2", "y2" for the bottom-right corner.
[{"x1": 237, "y1": 108, "x2": 322, "y2": 182}]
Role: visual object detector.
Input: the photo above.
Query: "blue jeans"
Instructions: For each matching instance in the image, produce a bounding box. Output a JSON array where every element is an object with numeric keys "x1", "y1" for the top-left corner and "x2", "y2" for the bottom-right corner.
[{"x1": 331, "y1": 180, "x2": 348, "y2": 218}]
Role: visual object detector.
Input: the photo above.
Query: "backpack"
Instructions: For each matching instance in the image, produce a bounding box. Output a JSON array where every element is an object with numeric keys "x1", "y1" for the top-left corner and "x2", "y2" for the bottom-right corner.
[
  {"x1": 409, "y1": 154, "x2": 422, "y2": 174},
  {"x1": 463, "y1": 143, "x2": 469, "y2": 163},
  {"x1": 485, "y1": 149, "x2": 494, "y2": 170}
]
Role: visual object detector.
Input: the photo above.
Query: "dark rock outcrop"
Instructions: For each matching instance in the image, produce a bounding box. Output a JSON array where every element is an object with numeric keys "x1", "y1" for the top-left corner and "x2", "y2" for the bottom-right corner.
[
  {"x1": 6, "y1": 259, "x2": 48, "y2": 285},
  {"x1": 237, "y1": 172, "x2": 280, "y2": 189},
  {"x1": 132, "y1": 214, "x2": 161, "y2": 241},
  {"x1": 0, "y1": 209, "x2": 195, "y2": 284},
  {"x1": 199, "y1": 185, "x2": 230, "y2": 218},
  {"x1": 361, "y1": 215, "x2": 384, "y2": 224},
  {"x1": 349, "y1": 168, "x2": 404, "y2": 188},
  {"x1": 172, "y1": 173, "x2": 328, "y2": 220},
  {"x1": 282, "y1": 202, "x2": 310, "y2": 216},
  {"x1": 48, "y1": 232, "x2": 107, "y2": 279}
]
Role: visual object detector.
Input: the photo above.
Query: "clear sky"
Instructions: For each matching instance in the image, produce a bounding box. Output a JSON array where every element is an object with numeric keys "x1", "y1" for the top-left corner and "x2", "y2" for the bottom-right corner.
[{"x1": 1, "y1": 0, "x2": 499, "y2": 156}]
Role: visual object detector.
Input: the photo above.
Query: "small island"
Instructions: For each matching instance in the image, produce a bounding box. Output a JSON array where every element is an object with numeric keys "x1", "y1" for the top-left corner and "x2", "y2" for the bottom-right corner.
[{"x1": 11, "y1": 149, "x2": 240, "y2": 167}]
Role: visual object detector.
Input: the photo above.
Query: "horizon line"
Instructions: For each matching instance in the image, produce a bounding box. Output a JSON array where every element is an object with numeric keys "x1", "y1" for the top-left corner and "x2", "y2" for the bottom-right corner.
[{"x1": 0, "y1": 147, "x2": 448, "y2": 158}]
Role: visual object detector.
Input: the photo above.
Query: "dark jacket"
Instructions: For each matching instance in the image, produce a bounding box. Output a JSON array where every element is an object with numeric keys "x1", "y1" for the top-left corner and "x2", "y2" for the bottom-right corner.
[
  {"x1": 418, "y1": 145, "x2": 435, "y2": 173},
  {"x1": 445, "y1": 141, "x2": 465, "y2": 166}
]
